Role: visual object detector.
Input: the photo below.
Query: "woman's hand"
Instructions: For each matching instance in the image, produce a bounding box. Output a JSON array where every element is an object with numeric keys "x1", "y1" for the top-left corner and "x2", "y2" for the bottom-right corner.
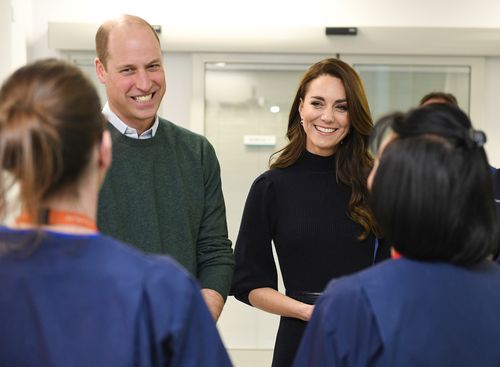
[{"x1": 249, "y1": 287, "x2": 314, "y2": 321}]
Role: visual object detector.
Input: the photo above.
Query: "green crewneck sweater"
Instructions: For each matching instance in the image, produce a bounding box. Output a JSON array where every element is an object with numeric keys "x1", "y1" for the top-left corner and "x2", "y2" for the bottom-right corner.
[{"x1": 98, "y1": 118, "x2": 234, "y2": 299}]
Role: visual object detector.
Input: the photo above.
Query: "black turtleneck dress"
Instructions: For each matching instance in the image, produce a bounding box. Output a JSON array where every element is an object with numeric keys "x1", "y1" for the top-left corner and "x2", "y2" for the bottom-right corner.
[{"x1": 230, "y1": 150, "x2": 390, "y2": 367}]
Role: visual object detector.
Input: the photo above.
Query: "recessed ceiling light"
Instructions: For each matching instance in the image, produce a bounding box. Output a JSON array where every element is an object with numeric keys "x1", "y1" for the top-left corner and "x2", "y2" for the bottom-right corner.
[{"x1": 270, "y1": 105, "x2": 280, "y2": 113}]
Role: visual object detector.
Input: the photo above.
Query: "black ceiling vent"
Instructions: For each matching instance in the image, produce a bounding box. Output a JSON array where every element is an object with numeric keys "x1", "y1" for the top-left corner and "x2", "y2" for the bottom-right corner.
[
  {"x1": 152, "y1": 25, "x2": 162, "y2": 34},
  {"x1": 325, "y1": 27, "x2": 357, "y2": 36}
]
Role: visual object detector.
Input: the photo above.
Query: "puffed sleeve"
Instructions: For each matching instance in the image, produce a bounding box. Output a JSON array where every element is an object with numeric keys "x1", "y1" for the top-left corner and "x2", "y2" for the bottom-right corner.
[
  {"x1": 137, "y1": 256, "x2": 232, "y2": 367},
  {"x1": 293, "y1": 277, "x2": 383, "y2": 367},
  {"x1": 230, "y1": 173, "x2": 277, "y2": 305}
]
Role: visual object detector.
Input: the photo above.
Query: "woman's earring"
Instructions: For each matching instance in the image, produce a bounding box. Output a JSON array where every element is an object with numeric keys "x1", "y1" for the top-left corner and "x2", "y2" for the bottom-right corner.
[{"x1": 300, "y1": 119, "x2": 304, "y2": 125}]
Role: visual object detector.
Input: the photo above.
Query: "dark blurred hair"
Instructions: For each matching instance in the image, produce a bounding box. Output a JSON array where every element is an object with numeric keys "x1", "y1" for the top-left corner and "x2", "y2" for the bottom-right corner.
[
  {"x1": 0, "y1": 58, "x2": 106, "y2": 225},
  {"x1": 368, "y1": 112, "x2": 399, "y2": 157},
  {"x1": 419, "y1": 91, "x2": 458, "y2": 107},
  {"x1": 371, "y1": 104, "x2": 497, "y2": 266},
  {"x1": 270, "y1": 58, "x2": 379, "y2": 239}
]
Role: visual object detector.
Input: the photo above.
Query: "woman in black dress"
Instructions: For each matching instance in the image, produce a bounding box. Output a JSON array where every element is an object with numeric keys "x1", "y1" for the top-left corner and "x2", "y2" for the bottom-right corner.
[{"x1": 230, "y1": 58, "x2": 390, "y2": 366}]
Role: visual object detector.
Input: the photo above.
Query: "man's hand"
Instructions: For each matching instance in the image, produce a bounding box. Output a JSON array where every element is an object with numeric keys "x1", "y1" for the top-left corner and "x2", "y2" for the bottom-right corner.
[{"x1": 201, "y1": 288, "x2": 225, "y2": 322}]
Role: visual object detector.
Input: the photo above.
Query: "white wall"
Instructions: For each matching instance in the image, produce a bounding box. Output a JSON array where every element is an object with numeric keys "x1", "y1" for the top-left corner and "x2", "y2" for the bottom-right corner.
[
  {"x1": 10, "y1": 0, "x2": 500, "y2": 161},
  {"x1": 163, "y1": 53, "x2": 192, "y2": 129},
  {"x1": 14, "y1": 0, "x2": 500, "y2": 61},
  {"x1": 484, "y1": 57, "x2": 500, "y2": 167},
  {"x1": 0, "y1": 0, "x2": 12, "y2": 83}
]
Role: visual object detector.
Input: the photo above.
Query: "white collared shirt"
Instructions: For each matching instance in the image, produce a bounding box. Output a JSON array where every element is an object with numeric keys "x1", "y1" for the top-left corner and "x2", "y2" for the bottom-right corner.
[{"x1": 102, "y1": 102, "x2": 159, "y2": 139}]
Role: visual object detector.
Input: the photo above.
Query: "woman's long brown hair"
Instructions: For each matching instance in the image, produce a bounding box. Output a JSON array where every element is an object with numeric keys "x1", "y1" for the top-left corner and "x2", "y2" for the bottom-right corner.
[{"x1": 270, "y1": 58, "x2": 380, "y2": 239}]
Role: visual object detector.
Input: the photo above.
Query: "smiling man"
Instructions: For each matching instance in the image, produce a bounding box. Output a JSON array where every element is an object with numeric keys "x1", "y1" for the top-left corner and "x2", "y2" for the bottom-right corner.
[{"x1": 94, "y1": 15, "x2": 234, "y2": 321}]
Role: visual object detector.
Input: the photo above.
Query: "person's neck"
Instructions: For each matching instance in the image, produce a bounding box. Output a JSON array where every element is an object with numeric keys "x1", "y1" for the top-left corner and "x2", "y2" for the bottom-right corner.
[
  {"x1": 125, "y1": 119, "x2": 153, "y2": 136},
  {"x1": 15, "y1": 182, "x2": 99, "y2": 235},
  {"x1": 40, "y1": 194, "x2": 97, "y2": 234},
  {"x1": 111, "y1": 107, "x2": 155, "y2": 136}
]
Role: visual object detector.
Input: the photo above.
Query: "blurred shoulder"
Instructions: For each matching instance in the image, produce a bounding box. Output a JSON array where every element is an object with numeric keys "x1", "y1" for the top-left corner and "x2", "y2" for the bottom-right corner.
[{"x1": 94, "y1": 234, "x2": 192, "y2": 282}]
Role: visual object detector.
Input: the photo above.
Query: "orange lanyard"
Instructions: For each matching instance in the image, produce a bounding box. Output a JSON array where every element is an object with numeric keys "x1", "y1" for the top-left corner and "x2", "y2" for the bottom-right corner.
[
  {"x1": 391, "y1": 248, "x2": 402, "y2": 259},
  {"x1": 16, "y1": 210, "x2": 98, "y2": 232}
]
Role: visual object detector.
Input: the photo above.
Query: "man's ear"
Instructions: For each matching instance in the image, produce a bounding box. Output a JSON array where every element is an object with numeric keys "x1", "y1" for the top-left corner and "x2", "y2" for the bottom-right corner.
[
  {"x1": 99, "y1": 130, "x2": 112, "y2": 172},
  {"x1": 95, "y1": 58, "x2": 107, "y2": 84}
]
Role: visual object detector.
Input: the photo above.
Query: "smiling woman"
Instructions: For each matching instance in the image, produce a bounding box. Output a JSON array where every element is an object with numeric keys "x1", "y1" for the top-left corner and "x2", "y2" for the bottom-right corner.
[
  {"x1": 298, "y1": 74, "x2": 350, "y2": 156},
  {"x1": 230, "y1": 58, "x2": 390, "y2": 367}
]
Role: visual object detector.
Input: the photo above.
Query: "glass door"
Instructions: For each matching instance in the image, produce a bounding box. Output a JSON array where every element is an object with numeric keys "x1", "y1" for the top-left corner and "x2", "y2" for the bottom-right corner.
[
  {"x1": 203, "y1": 59, "x2": 318, "y2": 351},
  {"x1": 199, "y1": 54, "x2": 484, "y2": 355},
  {"x1": 354, "y1": 64, "x2": 470, "y2": 119},
  {"x1": 342, "y1": 55, "x2": 484, "y2": 125}
]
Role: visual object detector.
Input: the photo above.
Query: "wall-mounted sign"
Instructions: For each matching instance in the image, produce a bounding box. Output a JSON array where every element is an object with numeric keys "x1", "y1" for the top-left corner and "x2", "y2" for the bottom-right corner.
[{"x1": 243, "y1": 135, "x2": 277, "y2": 146}]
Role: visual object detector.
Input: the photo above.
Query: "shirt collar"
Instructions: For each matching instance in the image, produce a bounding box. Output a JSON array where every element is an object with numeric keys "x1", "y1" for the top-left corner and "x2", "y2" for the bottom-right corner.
[{"x1": 102, "y1": 102, "x2": 159, "y2": 139}]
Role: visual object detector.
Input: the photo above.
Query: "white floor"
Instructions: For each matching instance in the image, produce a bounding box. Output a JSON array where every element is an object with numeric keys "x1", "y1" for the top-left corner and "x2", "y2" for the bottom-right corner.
[{"x1": 228, "y1": 349, "x2": 273, "y2": 367}]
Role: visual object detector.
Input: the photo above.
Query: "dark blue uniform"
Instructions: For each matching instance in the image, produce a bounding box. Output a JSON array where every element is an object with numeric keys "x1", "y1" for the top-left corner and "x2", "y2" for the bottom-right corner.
[
  {"x1": 0, "y1": 228, "x2": 232, "y2": 367},
  {"x1": 294, "y1": 259, "x2": 500, "y2": 367}
]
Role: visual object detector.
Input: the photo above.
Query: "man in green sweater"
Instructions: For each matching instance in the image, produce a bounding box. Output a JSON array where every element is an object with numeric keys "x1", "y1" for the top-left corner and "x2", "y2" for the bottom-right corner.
[{"x1": 94, "y1": 14, "x2": 234, "y2": 321}]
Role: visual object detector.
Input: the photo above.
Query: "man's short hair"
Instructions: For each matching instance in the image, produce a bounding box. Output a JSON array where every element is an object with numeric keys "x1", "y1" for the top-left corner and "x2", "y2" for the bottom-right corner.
[
  {"x1": 95, "y1": 14, "x2": 161, "y2": 69},
  {"x1": 419, "y1": 91, "x2": 458, "y2": 106}
]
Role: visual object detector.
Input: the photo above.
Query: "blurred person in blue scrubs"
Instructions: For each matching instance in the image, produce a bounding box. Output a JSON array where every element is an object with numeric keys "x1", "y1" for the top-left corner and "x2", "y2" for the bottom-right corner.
[
  {"x1": 294, "y1": 104, "x2": 500, "y2": 367},
  {"x1": 0, "y1": 59, "x2": 232, "y2": 367}
]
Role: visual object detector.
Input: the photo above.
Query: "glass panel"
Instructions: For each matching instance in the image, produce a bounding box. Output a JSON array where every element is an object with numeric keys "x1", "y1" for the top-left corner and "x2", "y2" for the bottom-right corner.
[
  {"x1": 205, "y1": 62, "x2": 309, "y2": 349},
  {"x1": 71, "y1": 57, "x2": 108, "y2": 105},
  {"x1": 354, "y1": 64, "x2": 471, "y2": 120},
  {"x1": 205, "y1": 62, "x2": 309, "y2": 247}
]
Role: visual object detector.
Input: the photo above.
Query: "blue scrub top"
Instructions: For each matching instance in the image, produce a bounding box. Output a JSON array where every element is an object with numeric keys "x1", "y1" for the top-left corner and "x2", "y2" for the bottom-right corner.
[
  {"x1": 294, "y1": 259, "x2": 500, "y2": 367},
  {"x1": 0, "y1": 228, "x2": 232, "y2": 367}
]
